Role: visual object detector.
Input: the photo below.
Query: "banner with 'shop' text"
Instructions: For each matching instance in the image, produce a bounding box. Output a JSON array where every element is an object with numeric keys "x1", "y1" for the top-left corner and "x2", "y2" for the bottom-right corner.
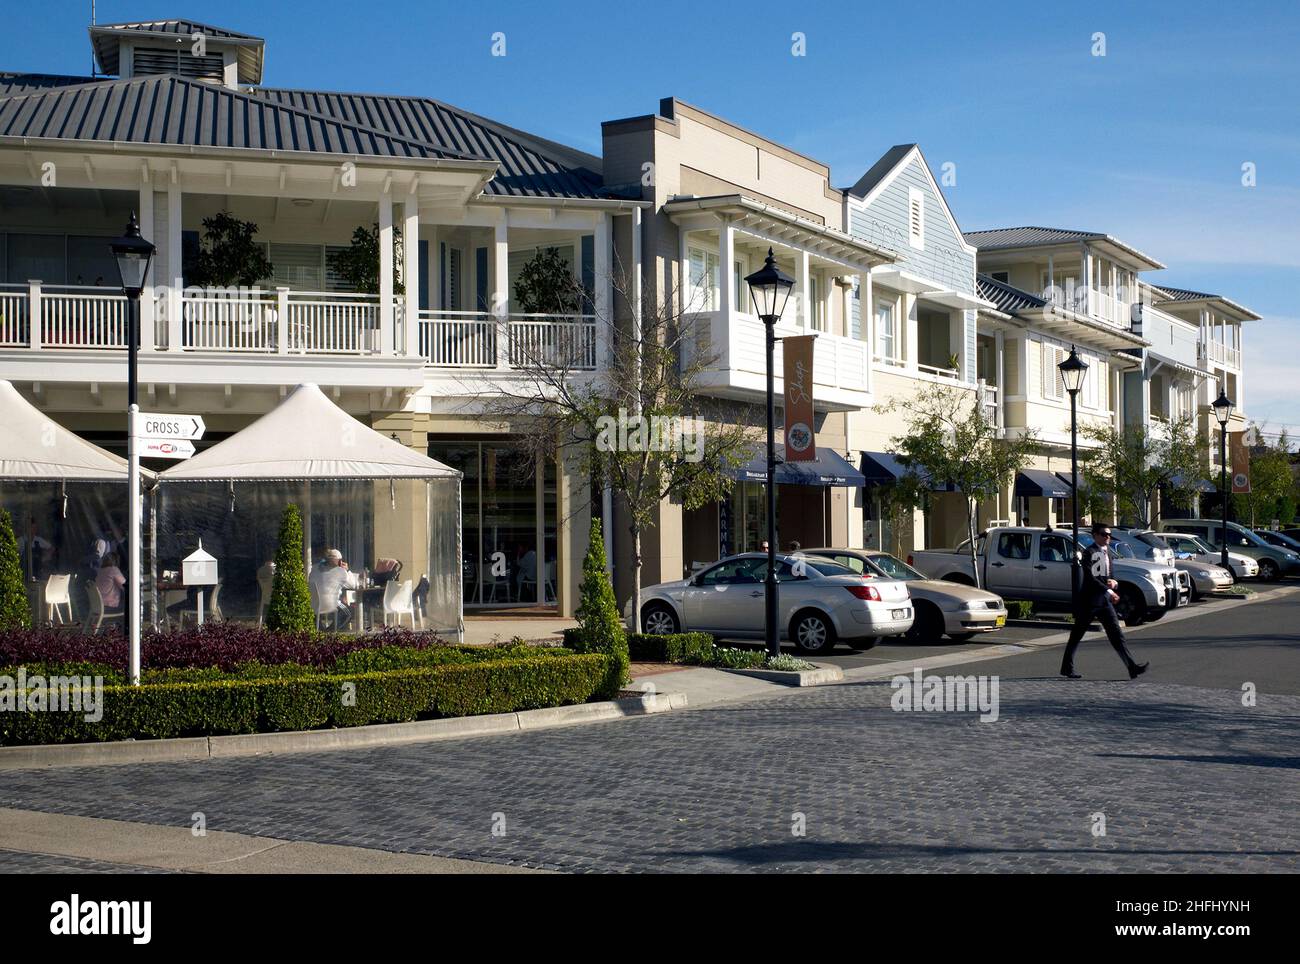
[{"x1": 783, "y1": 335, "x2": 817, "y2": 462}]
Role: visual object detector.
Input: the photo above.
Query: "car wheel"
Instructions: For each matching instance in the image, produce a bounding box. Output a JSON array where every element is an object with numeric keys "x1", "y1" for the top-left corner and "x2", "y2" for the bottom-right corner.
[
  {"x1": 641, "y1": 603, "x2": 679, "y2": 635},
  {"x1": 790, "y1": 610, "x2": 836, "y2": 655},
  {"x1": 1259, "y1": 559, "x2": 1280, "y2": 582},
  {"x1": 1189, "y1": 581, "x2": 1201, "y2": 602},
  {"x1": 948, "y1": 632, "x2": 978, "y2": 642},
  {"x1": 905, "y1": 602, "x2": 945, "y2": 644},
  {"x1": 1115, "y1": 586, "x2": 1146, "y2": 627},
  {"x1": 847, "y1": 636, "x2": 880, "y2": 651}
]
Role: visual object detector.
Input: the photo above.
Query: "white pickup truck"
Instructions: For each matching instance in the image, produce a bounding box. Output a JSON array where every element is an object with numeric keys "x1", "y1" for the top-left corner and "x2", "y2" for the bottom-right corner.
[{"x1": 909, "y1": 526, "x2": 1190, "y2": 626}]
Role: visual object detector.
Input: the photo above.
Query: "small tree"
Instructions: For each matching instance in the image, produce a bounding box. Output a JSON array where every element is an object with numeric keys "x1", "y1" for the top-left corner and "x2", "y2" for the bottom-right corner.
[
  {"x1": 1081, "y1": 417, "x2": 1206, "y2": 527},
  {"x1": 266, "y1": 504, "x2": 314, "y2": 633},
  {"x1": 879, "y1": 383, "x2": 1039, "y2": 589},
  {"x1": 327, "y1": 224, "x2": 405, "y2": 295},
  {"x1": 1231, "y1": 427, "x2": 1295, "y2": 527},
  {"x1": 571, "y1": 518, "x2": 628, "y2": 695},
  {"x1": 188, "y1": 212, "x2": 274, "y2": 287},
  {"x1": 0, "y1": 509, "x2": 30, "y2": 630},
  {"x1": 514, "y1": 248, "x2": 582, "y2": 315}
]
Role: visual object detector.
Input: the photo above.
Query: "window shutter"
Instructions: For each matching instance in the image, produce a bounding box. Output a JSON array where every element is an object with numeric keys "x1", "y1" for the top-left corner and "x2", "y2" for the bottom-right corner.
[{"x1": 908, "y1": 193, "x2": 924, "y2": 247}]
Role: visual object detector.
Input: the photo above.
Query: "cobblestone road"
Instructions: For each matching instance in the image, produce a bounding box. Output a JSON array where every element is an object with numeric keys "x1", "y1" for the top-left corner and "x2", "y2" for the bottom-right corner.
[{"x1": 2, "y1": 677, "x2": 1297, "y2": 872}]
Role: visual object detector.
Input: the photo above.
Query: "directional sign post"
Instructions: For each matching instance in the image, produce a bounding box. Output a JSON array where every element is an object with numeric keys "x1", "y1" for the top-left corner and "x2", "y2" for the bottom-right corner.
[
  {"x1": 134, "y1": 413, "x2": 205, "y2": 442},
  {"x1": 139, "y1": 438, "x2": 196, "y2": 460}
]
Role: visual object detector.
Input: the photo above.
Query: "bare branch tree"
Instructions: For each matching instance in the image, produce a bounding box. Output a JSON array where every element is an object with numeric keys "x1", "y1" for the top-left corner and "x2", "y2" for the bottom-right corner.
[{"x1": 460, "y1": 253, "x2": 758, "y2": 630}]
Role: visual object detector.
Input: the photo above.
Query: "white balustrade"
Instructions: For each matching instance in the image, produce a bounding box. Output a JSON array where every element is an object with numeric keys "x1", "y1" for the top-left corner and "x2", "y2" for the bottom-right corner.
[
  {"x1": 0, "y1": 285, "x2": 29, "y2": 346},
  {"x1": 417, "y1": 311, "x2": 597, "y2": 369},
  {"x1": 38, "y1": 286, "x2": 129, "y2": 348}
]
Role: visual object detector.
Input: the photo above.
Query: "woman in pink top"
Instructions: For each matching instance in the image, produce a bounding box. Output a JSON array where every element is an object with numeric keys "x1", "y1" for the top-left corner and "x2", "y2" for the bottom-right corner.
[{"x1": 95, "y1": 553, "x2": 127, "y2": 612}]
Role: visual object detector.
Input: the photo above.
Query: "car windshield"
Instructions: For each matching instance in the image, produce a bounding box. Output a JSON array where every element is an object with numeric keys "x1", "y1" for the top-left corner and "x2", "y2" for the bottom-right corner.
[
  {"x1": 1261, "y1": 530, "x2": 1300, "y2": 550},
  {"x1": 868, "y1": 553, "x2": 925, "y2": 580},
  {"x1": 1178, "y1": 536, "x2": 1211, "y2": 554}
]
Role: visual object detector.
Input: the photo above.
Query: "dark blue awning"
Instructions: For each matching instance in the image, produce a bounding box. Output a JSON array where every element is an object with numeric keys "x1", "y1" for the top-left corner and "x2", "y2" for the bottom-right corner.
[
  {"x1": 731, "y1": 446, "x2": 865, "y2": 487},
  {"x1": 859, "y1": 451, "x2": 954, "y2": 491},
  {"x1": 1016, "y1": 469, "x2": 1072, "y2": 499}
]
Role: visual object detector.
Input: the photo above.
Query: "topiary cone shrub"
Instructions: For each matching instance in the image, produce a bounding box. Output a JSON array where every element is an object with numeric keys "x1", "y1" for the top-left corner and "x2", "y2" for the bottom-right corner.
[
  {"x1": 0, "y1": 509, "x2": 31, "y2": 631},
  {"x1": 571, "y1": 518, "x2": 627, "y2": 697},
  {"x1": 266, "y1": 504, "x2": 316, "y2": 634}
]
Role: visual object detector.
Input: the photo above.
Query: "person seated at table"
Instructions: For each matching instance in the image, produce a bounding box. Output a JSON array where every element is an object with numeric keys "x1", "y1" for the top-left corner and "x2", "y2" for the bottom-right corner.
[
  {"x1": 95, "y1": 553, "x2": 127, "y2": 613},
  {"x1": 309, "y1": 548, "x2": 358, "y2": 628}
]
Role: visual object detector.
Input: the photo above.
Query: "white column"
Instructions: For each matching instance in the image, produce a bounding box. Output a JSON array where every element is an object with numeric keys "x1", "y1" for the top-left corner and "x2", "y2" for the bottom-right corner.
[
  {"x1": 594, "y1": 211, "x2": 611, "y2": 369},
  {"x1": 378, "y1": 190, "x2": 394, "y2": 353},
  {"x1": 717, "y1": 219, "x2": 734, "y2": 371},
  {"x1": 859, "y1": 270, "x2": 873, "y2": 394},
  {"x1": 796, "y1": 249, "x2": 810, "y2": 329},
  {"x1": 1080, "y1": 242, "x2": 1092, "y2": 316},
  {"x1": 904, "y1": 293, "x2": 919, "y2": 368},
  {"x1": 995, "y1": 329, "x2": 1005, "y2": 429},
  {"x1": 27, "y1": 281, "x2": 42, "y2": 350},
  {"x1": 137, "y1": 181, "x2": 155, "y2": 350},
  {"x1": 403, "y1": 200, "x2": 420, "y2": 356},
  {"x1": 493, "y1": 213, "x2": 509, "y2": 368},
  {"x1": 166, "y1": 182, "x2": 182, "y2": 351}
]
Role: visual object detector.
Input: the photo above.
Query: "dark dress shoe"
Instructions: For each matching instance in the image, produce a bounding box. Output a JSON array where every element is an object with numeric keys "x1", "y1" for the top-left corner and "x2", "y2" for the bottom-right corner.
[
  {"x1": 1061, "y1": 669, "x2": 1082, "y2": 679},
  {"x1": 1128, "y1": 662, "x2": 1149, "y2": 680}
]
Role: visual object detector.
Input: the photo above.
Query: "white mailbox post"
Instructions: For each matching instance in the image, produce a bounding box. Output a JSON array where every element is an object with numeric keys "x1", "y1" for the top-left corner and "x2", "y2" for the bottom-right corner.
[{"x1": 182, "y1": 540, "x2": 219, "y2": 627}]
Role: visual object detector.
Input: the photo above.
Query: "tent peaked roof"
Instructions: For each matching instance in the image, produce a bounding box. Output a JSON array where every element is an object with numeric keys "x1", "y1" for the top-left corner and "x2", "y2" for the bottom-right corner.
[
  {"x1": 0, "y1": 380, "x2": 139, "y2": 481},
  {"x1": 158, "y1": 384, "x2": 459, "y2": 481}
]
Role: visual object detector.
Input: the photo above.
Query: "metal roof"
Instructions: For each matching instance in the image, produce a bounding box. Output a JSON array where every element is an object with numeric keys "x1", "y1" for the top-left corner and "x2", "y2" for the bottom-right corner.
[
  {"x1": 842, "y1": 144, "x2": 915, "y2": 199},
  {"x1": 90, "y1": 20, "x2": 266, "y2": 83},
  {"x1": 0, "y1": 73, "x2": 479, "y2": 161},
  {"x1": 976, "y1": 273, "x2": 1046, "y2": 314},
  {"x1": 0, "y1": 72, "x2": 99, "y2": 97},
  {"x1": 963, "y1": 225, "x2": 1165, "y2": 269},
  {"x1": 1153, "y1": 284, "x2": 1261, "y2": 321},
  {"x1": 248, "y1": 87, "x2": 605, "y2": 198}
]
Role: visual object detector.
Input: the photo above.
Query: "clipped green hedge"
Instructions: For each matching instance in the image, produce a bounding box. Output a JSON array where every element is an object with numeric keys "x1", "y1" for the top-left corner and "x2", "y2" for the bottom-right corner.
[
  {"x1": 0, "y1": 652, "x2": 614, "y2": 746},
  {"x1": 626, "y1": 632, "x2": 715, "y2": 664}
]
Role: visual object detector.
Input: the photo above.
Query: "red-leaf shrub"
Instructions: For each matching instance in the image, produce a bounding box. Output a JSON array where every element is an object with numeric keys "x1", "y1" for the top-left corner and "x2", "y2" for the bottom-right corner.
[{"x1": 0, "y1": 623, "x2": 452, "y2": 673}]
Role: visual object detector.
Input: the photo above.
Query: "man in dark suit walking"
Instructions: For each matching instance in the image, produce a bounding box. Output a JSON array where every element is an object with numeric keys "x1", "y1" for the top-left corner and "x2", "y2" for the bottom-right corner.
[{"x1": 1061, "y1": 522, "x2": 1150, "y2": 680}]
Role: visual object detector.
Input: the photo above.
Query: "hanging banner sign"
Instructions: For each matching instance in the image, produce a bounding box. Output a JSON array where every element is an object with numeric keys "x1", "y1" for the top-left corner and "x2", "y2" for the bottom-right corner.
[
  {"x1": 1230, "y1": 431, "x2": 1251, "y2": 494},
  {"x1": 783, "y1": 335, "x2": 817, "y2": 462}
]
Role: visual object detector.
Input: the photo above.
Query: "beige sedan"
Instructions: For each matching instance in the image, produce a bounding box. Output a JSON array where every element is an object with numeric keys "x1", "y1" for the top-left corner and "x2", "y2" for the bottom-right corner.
[{"x1": 805, "y1": 548, "x2": 1007, "y2": 642}]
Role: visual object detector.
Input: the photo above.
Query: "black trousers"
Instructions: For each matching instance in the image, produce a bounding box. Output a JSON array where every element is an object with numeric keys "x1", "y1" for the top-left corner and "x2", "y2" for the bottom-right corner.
[{"x1": 1061, "y1": 597, "x2": 1137, "y2": 672}]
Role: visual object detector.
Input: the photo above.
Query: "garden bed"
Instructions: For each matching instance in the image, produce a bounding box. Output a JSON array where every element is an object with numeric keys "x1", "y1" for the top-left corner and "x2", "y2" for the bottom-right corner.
[{"x1": 0, "y1": 624, "x2": 617, "y2": 746}]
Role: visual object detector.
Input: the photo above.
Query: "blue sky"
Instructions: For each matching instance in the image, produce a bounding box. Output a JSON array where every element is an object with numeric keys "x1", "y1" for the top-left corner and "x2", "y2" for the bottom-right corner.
[{"x1": 7, "y1": 0, "x2": 1298, "y2": 434}]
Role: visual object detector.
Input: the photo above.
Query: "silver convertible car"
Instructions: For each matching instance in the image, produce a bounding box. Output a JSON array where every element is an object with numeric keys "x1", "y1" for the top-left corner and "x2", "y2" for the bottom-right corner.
[
  {"x1": 806, "y1": 548, "x2": 1007, "y2": 642},
  {"x1": 624, "y1": 552, "x2": 913, "y2": 654}
]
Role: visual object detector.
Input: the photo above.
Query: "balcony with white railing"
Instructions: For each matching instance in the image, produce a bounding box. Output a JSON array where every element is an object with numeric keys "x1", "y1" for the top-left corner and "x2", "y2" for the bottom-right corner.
[
  {"x1": 416, "y1": 310, "x2": 598, "y2": 371},
  {"x1": 0, "y1": 281, "x2": 426, "y2": 390},
  {"x1": 682, "y1": 309, "x2": 872, "y2": 411},
  {"x1": 1041, "y1": 284, "x2": 1132, "y2": 329},
  {"x1": 1202, "y1": 339, "x2": 1242, "y2": 370}
]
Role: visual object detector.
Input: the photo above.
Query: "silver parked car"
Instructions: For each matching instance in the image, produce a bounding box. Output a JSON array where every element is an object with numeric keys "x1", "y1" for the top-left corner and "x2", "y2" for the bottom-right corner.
[
  {"x1": 1156, "y1": 532, "x2": 1258, "y2": 581},
  {"x1": 1112, "y1": 527, "x2": 1233, "y2": 600},
  {"x1": 624, "y1": 552, "x2": 913, "y2": 655},
  {"x1": 805, "y1": 548, "x2": 1007, "y2": 643}
]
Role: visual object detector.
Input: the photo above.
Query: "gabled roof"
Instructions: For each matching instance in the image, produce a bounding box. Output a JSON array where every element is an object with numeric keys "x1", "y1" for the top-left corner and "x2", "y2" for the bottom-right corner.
[
  {"x1": 90, "y1": 20, "x2": 265, "y2": 83},
  {"x1": 963, "y1": 225, "x2": 1165, "y2": 270},
  {"x1": 0, "y1": 73, "x2": 481, "y2": 162},
  {"x1": 976, "y1": 273, "x2": 1047, "y2": 314},
  {"x1": 842, "y1": 144, "x2": 915, "y2": 199},
  {"x1": 1153, "y1": 285, "x2": 1261, "y2": 321},
  {"x1": 842, "y1": 143, "x2": 977, "y2": 257},
  {"x1": 248, "y1": 87, "x2": 605, "y2": 199}
]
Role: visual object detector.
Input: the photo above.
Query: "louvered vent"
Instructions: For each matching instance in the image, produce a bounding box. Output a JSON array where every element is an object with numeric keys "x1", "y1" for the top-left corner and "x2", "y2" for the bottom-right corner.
[{"x1": 132, "y1": 47, "x2": 225, "y2": 83}]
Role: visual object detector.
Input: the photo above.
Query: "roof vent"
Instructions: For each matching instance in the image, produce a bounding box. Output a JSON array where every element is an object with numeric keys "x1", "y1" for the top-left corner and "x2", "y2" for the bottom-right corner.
[{"x1": 89, "y1": 20, "x2": 265, "y2": 88}]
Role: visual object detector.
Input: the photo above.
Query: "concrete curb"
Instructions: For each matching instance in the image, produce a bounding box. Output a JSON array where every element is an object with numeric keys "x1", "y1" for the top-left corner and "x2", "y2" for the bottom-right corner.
[
  {"x1": 0, "y1": 692, "x2": 686, "y2": 771},
  {"x1": 722, "y1": 663, "x2": 844, "y2": 687}
]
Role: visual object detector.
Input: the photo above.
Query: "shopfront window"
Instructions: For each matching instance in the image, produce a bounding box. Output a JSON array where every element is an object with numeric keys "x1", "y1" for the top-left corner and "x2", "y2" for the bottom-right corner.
[{"x1": 428, "y1": 439, "x2": 556, "y2": 607}]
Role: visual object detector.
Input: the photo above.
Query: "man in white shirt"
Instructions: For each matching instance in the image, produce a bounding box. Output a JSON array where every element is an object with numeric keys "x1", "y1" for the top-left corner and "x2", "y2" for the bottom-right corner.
[{"x1": 309, "y1": 548, "x2": 358, "y2": 629}]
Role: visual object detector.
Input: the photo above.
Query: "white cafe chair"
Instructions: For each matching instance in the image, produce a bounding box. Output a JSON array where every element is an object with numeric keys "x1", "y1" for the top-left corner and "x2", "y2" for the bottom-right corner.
[
  {"x1": 382, "y1": 579, "x2": 417, "y2": 629},
  {"x1": 44, "y1": 574, "x2": 73, "y2": 625},
  {"x1": 83, "y1": 581, "x2": 124, "y2": 635}
]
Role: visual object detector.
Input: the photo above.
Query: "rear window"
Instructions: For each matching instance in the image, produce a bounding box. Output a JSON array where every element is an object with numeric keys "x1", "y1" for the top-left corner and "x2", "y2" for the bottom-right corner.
[{"x1": 1134, "y1": 532, "x2": 1166, "y2": 548}]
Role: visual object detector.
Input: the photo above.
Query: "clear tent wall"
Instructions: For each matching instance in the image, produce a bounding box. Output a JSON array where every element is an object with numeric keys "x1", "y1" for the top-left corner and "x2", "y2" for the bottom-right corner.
[{"x1": 153, "y1": 477, "x2": 461, "y2": 635}]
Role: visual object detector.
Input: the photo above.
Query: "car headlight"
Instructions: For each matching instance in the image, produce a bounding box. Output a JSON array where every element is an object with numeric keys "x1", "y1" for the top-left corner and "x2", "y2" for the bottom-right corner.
[{"x1": 1287, "y1": 553, "x2": 1300, "y2": 562}]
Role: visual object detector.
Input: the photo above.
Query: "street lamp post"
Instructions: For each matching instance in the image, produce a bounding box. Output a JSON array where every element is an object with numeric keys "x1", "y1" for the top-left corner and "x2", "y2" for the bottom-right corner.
[
  {"x1": 744, "y1": 249, "x2": 795, "y2": 659},
  {"x1": 1212, "y1": 389, "x2": 1234, "y2": 571},
  {"x1": 110, "y1": 214, "x2": 155, "y2": 686},
  {"x1": 1058, "y1": 346, "x2": 1088, "y2": 613}
]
